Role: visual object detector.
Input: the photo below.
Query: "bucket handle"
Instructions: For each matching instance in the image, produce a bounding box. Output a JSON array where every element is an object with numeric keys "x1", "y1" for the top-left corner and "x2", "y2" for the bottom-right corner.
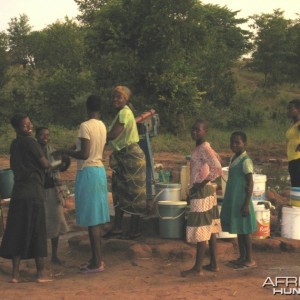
[
  {"x1": 153, "y1": 188, "x2": 166, "y2": 204},
  {"x1": 156, "y1": 203, "x2": 187, "y2": 220}
]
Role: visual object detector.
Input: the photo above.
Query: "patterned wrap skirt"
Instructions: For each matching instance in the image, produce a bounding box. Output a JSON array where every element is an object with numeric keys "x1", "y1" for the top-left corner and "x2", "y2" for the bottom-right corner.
[
  {"x1": 110, "y1": 143, "x2": 147, "y2": 215},
  {"x1": 44, "y1": 187, "x2": 68, "y2": 238},
  {"x1": 75, "y1": 166, "x2": 110, "y2": 227},
  {"x1": 186, "y1": 183, "x2": 220, "y2": 243}
]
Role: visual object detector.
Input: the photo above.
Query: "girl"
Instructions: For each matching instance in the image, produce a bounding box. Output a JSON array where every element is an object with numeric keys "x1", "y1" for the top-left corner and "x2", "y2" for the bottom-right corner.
[
  {"x1": 56, "y1": 95, "x2": 110, "y2": 273},
  {"x1": 220, "y1": 131, "x2": 257, "y2": 270},
  {"x1": 286, "y1": 99, "x2": 300, "y2": 187},
  {"x1": 36, "y1": 127, "x2": 69, "y2": 265},
  {"x1": 181, "y1": 119, "x2": 222, "y2": 277}
]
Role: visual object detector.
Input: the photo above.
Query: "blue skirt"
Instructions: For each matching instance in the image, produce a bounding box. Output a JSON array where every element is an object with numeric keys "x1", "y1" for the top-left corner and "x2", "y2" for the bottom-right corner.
[{"x1": 75, "y1": 166, "x2": 110, "y2": 227}]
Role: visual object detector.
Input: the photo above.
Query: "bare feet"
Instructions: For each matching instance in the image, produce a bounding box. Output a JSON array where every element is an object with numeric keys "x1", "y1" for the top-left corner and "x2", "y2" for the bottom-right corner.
[
  {"x1": 180, "y1": 268, "x2": 203, "y2": 277},
  {"x1": 11, "y1": 277, "x2": 19, "y2": 283},
  {"x1": 203, "y1": 264, "x2": 219, "y2": 272}
]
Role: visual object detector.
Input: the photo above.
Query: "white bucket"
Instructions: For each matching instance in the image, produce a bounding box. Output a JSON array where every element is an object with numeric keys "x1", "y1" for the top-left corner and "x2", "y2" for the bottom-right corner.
[
  {"x1": 154, "y1": 183, "x2": 181, "y2": 202},
  {"x1": 252, "y1": 203, "x2": 270, "y2": 239},
  {"x1": 281, "y1": 206, "x2": 300, "y2": 240},
  {"x1": 221, "y1": 167, "x2": 229, "y2": 197},
  {"x1": 217, "y1": 204, "x2": 237, "y2": 239},
  {"x1": 252, "y1": 174, "x2": 267, "y2": 201},
  {"x1": 221, "y1": 167, "x2": 267, "y2": 201}
]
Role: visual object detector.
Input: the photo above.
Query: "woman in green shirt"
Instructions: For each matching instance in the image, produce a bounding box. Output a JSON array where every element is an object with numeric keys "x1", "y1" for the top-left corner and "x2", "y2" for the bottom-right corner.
[{"x1": 106, "y1": 86, "x2": 146, "y2": 239}]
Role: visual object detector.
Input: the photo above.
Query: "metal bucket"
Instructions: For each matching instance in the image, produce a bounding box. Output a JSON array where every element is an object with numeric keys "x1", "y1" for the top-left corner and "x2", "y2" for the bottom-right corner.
[
  {"x1": 0, "y1": 169, "x2": 14, "y2": 199},
  {"x1": 154, "y1": 183, "x2": 181, "y2": 202}
]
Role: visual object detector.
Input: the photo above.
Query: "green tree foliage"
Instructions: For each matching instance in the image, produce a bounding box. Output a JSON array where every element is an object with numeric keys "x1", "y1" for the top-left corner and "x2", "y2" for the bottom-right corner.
[
  {"x1": 80, "y1": 0, "x2": 250, "y2": 128},
  {"x1": 249, "y1": 9, "x2": 295, "y2": 86},
  {"x1": 0, "y1": 32, "x2": 9, "y2": 88},
  {"x1": 28, "y1": 18, "x2": 85, "y2": 71},
  {"x1": 7, "y1": 14, "x2": 32, "y2": 67}
]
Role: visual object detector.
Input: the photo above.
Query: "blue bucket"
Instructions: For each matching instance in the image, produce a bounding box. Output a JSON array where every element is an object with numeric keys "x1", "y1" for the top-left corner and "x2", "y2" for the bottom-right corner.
[{"x1": 0, "y1": 169, "x2": 14, "y2": 199}]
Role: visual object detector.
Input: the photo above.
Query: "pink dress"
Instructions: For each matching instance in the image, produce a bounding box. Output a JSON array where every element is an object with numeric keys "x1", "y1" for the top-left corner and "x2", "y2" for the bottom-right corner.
[{"x1": 186, "y1": 142, "x2": 222, "y2": 243}]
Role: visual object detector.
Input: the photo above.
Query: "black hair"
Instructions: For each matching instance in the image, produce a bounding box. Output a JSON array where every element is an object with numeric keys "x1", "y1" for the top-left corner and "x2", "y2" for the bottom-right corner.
[
  {"x1": 288, "y1": 99, "x2": 300, "y2": 110},
  {"x1": 10, "y1": 113, "x2": 28, "y2": 130},
  {"x1": 35, "y1": 126, "x2": 49, "y2": 138},
  {"x1": 231, "y1": 131, "x2": 247, "y2": 143},
  {"x1": 193, "y1": 118, "x2": 208, "y2": 130},
  {"x1": 86, "y1": 95, "x2": 101, "y2": 111}
]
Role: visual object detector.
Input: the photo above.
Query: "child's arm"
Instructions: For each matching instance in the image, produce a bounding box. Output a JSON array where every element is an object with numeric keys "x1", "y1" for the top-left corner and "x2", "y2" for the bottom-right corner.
[{"x1": 241, "y1": 173, "x2": 253, "y2": 217}]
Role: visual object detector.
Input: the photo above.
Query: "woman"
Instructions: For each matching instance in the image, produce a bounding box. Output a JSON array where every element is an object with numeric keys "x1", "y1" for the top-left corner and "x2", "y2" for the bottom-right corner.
[
  {"x1": 286, "y1": 99, "x2": 300, "y2": 187},
  {"x1": 57, "y1": 95, "x2": 110, "y2": 273},
  {"x1": 36, "y1": 127, "x2": 69, "y2": 265},
  {"x1": 0, "y1": 113, "x2": 52, "y2": 283},
  {"x1": 106, "y1": 86, "x2": 146, "y2": 240}
]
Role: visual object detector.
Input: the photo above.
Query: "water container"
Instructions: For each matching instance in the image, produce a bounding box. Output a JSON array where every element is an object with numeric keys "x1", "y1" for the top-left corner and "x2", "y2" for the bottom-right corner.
[
  {"x1": 281, "y1": 206, "x2": 300, "y2": 240},
  {"x1": 157, "y1": 201, "x2": 187, "y2": 239},
  {"x1": 154, "y1": 183, "x2": 181, "y2": 202},
  {"x1": 0, "y1": 169, "x2": 14, "y2": 199},
  {"x1": 252, "y1": 202, "x2": 270, "y2": 239}
]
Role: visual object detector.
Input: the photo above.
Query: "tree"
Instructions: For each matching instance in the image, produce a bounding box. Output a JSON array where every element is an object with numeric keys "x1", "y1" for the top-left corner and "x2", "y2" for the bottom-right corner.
[
  {"x1": 0, "y1": 32, "x2": 9, "y2": 87},
  {"x1": 28, "y1": 18, "x2": 85, "y2": 71},
  {"x1": 249, "y1": 9, "x2": 294, "y2": 86},
  {"x1": 81, "y1": 0, "x2": 250, "y2": 128},
  {"x1": 7, "y1": 14, "x2": 32, "y2": 68}
]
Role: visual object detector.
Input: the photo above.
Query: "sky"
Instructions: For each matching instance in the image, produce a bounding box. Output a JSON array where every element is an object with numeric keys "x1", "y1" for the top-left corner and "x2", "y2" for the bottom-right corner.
[{"x1": 1, "y1": 0, "x2": 300, "y2": 32}]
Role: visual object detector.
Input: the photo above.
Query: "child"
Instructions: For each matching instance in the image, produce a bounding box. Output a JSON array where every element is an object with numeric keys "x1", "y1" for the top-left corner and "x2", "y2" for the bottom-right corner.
[
  {"x1": 36, "y1": 127, "x2": 69, "y2": 265},
  {"x1": 220, "y1": 131, "x2": 257, "y2": 270},
  {"x1": 181, "y1": 119, "x2": 222, "y2": 277}
]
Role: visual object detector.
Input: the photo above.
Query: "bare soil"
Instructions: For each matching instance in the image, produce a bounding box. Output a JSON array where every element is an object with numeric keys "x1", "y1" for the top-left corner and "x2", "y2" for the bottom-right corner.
[{"x1": 0, "y1": 152, "x2": 299, "y2": 300}]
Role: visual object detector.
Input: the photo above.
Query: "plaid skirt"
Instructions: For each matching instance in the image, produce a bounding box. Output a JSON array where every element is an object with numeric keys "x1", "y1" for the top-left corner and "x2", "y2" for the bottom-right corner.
[{"x1": 110, "y1": 143, "x2": 147, "y2": 215}]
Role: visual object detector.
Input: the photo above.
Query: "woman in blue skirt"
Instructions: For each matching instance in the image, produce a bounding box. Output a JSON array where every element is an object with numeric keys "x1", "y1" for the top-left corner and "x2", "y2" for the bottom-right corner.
[{"x1": 57, "y1": 95, "x2": 110, "y2": 273}]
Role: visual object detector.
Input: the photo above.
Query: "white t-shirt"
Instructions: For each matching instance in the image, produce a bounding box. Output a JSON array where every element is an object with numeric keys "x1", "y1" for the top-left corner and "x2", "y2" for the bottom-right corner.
[{"x1": 76, "y1": 119, "x2": 107, "y2": 170}]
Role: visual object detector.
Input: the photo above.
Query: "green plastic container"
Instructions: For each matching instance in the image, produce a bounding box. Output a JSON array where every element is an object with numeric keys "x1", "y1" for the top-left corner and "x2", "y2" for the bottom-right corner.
[
  {"x1": 0, "y1": 169, "x2": 14, "y2": 199},
  {"x1": 158, "y1": 201, "x2": 187, "y2": 239}
]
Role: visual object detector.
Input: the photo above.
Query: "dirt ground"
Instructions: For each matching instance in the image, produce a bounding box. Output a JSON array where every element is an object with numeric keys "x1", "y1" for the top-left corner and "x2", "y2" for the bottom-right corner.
[{"x1": 0, "y1": 152, "x2": 300, "y2": 300}]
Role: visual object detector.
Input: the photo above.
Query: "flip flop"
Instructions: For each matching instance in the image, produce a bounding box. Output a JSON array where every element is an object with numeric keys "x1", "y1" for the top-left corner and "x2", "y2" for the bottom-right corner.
[
  {"x1": 81, "y1": 262, "x2": 105, "y2": 274},
  {"x1": 37, "y1": 277, "x2": 54, "y2": 283},
  {"x1": 234, "y1": 264, "x2": 257, "y2": 271},
  {"x1": 11, "y1": 278, "x2": 19, "y2": 283}
]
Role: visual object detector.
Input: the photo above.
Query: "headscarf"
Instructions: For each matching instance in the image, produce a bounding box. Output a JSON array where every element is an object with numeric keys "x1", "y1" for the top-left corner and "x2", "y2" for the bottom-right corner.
[{"x1": 114, "y1": 86, "x2": 131, "y2": 101}]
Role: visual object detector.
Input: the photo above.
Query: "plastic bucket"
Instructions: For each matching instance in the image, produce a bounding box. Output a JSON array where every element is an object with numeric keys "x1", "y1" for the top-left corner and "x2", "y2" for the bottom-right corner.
[
  {"x1": 281, "y1": 206, "x2": 300, "y2": 240},
  {"x1": 0, "y1": 169, "x2": 14, "y2": 199},
  {"x1": 155, "y1": 183, "x2": 181, "y2": 202},
  {"x1": 252, "y1": 203, "x2": 270, "y2": 239},
  {"x1": 157, "y1": 201, "x2": 187, "y2": 239},
  {"x1": 217, "y1": 204, "x2": 237, "y2": 239},
  {"x1": 289, "y1": 187, "x2": 300, "y2": 207},
  {"x1": 252, "y1": 174, "x2": 267, "y2": 201},
  {"x1": 221, "y1": 167, "x2": 229, "y2": 196},
  {"x1": 221, "y1": 167, "x2": 267, "y2": 201}
]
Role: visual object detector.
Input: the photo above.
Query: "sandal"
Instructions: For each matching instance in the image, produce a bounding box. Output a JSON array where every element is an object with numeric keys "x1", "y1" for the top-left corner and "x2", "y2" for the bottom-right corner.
[{"x1": 81, "y1": 262, "x2": 105, "y2": 274}]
